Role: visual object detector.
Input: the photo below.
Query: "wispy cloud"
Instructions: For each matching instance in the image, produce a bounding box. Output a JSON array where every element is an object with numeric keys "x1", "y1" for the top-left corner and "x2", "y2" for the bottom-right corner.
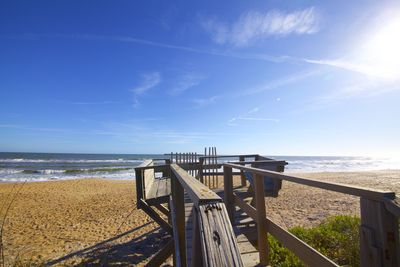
[
  {"x1": 131, "y1": 72, "x2": 161, "y2": 108},
  {"x1": 170, "y1": 73, "x2": 204, "y2": 95},
  {"x1": 2, "y1": 33, "x2": 305, "y2": 65},
  {"x1": 247, "y1": 107, "x2": 260, "y2": 114},
  {"x1": 237, "y1": 69, "x2": 319, "y2": 96},
  {"x1": 228, "y1": 107, "x2": 279, "y2": 126},
  {"x1": 9, "y1": 32, "x2": 389, "y2": 81},
  {"x1": 132, "y1": 72, "x2": 161, "y2": 95},
  {"x1": 201, "y1": 7, "x2": 320, "y2": 46},
  {"x1": 228, "y1": 116, "x2": 279, "y2": 126},
  {"x1": 192, "y1": 96, "x2": 219, "y2": 108},
  {"x1": 70, "y1": 101, "x2": 120, "y2": 105}
]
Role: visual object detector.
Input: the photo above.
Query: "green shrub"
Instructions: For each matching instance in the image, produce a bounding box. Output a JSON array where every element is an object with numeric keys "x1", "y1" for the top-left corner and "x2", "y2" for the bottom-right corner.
[{"x1": 268, "y1": 215, "x2": 361, "y2": 267}]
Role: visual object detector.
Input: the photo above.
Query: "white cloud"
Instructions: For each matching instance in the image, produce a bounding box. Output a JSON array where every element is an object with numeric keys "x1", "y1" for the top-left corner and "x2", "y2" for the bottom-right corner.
[
  {"x1": 247, "y1": 107, "x2": 260, "y2": 114},
  {"x1": 170, "y1": 73, "x2": 204, "y2": 95},
  {"x1": 192, "y1": 96, "x2": 219, "y2": 107},
  {"x1": 132, "y1": 72, "x2": 161, "y2": 95},
  {"x1": 202, "y1": 7, "x2": 320, "y2": 46},
  {"x1": 131, "y1": 72, "x2": 161, "y2": 108}
]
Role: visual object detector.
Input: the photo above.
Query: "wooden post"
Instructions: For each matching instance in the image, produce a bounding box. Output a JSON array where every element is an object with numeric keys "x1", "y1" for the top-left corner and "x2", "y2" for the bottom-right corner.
[
  {"x1": 191, "y1": 210, "x2": 203, "y2": 267},
  {"x1": 135, "y1": 169, "x2": 144, "y2": 206},
  {"x1": 254, "y1": 173, "x2": 269, "y2": 265},
  {"x1": 360, "y1": 197, "x2": 400, "y2": 267},
  {"x1": 239, "y1": 156, "x2": 246, "y2": 187},
  {"x1": 163, "y1": 159, "x2": 171, "y2": 178},
  {"x1": 171, "y1": 171, "x2": 186, "y2": 266},
  {"x1": 199, "y1": 157, "x2": 204, "y2": 184},
  {"x1": 224, "y1": 165, "x2": 235, "y2": 223}
]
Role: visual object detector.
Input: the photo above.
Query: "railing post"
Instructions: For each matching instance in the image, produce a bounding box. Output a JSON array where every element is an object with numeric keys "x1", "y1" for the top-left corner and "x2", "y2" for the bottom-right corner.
[
  {"x1": 239, "y1": 156, "x2": 246, "y2": 187},
  {"x1": 163, "y1": 159, "x2": 171, "y2": 178},
  {"x1": 135, "y1": 169, "x2": 144, "y2": 207},
  {"x1": 199, "y1": 157, "x2": 204, "y2": 183},
  {"x1": 191, "y1": 210, "x2": 203, "y2": 267},
  {"x1": 254, "y1": 173, "x2": 269, "y2": 265},
  {"x1": 360, "y1": 197, "x2": 400, "y2": 267},
  {"x1": 171, "y1": 170, "x2": 186, "y2": 266},
  {"x1": 224, "y1": 165, "x2": 235, "y2": 223}
]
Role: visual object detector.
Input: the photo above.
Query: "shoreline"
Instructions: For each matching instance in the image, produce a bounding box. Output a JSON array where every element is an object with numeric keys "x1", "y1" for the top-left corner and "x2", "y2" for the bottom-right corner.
[
  {"x1": 1, "y1": 168, "x2": 400, "y2": 184},
  {"x1": 1, "y1": 170, "x2": 399, "y2": 265}
]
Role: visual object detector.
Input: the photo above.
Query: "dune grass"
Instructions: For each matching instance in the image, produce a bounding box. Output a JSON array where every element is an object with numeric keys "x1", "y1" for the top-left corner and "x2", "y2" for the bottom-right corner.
[{"x1": 269, "y1": 215, "x2": 361, "y2": 267}]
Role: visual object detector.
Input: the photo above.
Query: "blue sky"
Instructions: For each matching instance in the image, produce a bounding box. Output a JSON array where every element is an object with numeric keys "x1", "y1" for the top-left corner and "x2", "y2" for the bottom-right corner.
[{"x1": 0, "y1": 1, "x2": 400, "y2": 156}]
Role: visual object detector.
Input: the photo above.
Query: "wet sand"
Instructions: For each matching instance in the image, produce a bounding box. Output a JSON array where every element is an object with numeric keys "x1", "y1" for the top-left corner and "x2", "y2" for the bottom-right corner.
[{"x1": 1, "y1": 170, "x2": 399, "y2": 266}]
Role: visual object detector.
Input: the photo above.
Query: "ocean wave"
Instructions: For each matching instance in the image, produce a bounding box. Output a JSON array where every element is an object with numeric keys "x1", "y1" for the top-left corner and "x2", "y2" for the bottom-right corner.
[
  {"x1": 0, "y1": 158, "x2": 144, "y2": 163},
  {"x1": 0, "y1": 169, "x2": 22, "y2": 174}
]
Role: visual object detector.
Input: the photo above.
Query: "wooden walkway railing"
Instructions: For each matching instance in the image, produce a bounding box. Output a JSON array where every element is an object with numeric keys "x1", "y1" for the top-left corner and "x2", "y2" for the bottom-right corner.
[
  {"x1": 170, "y1": 164, "x2": 243, "y2": 266},
  {"x1": 224, "y1": 162, "x2": 400, "y2": 267},
  {"x1": 135, "y1": 153, "x2": 400, "y2": 266}
]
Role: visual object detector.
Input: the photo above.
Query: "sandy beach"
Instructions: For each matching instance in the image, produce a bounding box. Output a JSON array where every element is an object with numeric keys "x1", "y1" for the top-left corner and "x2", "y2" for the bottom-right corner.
[{"x1": 1, "y1": 170, "x2": 399, "y2": 266}]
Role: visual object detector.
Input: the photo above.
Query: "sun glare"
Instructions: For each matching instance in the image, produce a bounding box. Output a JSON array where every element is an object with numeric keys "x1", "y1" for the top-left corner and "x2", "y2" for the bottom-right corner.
[{"x1": 358, "y1": 15, "x2": 400, "y2": 80}]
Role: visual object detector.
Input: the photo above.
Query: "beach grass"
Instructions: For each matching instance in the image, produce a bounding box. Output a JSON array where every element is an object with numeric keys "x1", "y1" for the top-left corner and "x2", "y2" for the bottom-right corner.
[{"x1": 269, "y1": 215, "x2": 360, "y2": 266}]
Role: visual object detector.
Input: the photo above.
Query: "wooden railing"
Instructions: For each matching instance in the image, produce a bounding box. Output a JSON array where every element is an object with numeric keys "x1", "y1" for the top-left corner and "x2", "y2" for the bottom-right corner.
[
  {"x1": 170, "y1": 164, "x2": 243, "y2": 266},
  {"x1": 223, "y1": 162, "x2": 400, "y2": 267}
]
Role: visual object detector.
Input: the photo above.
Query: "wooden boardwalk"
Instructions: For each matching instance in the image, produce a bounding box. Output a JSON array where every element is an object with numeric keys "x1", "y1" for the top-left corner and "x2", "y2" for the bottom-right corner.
[{"x1": 135, "y1": 153, "x2": 400, "y2": 267}]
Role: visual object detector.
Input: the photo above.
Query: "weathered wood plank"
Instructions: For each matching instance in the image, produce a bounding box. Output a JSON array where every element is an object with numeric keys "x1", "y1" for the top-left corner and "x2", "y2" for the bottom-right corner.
[
  {"x1": 199, "y1": 154, "x2": 259, "y2": 159},
  {"x1": 138, "y1": 199, "x2": 172, "y2": 234},
  {"x1": 239, "y1": 156, "x2": 247, "y2": 187},
  {"x1": 233, "y1": 193, "x2": 257, "y2": 221},
  {"x1": 224, "y1": 166, "x2": 235, "y2": 223},
  {"x1": 171, "y1": 174, "x2": 186, "y2": 266},
  {"x1": 229, "y1": 160, "x2": 287, "y2": 165},
  {"x1": 143, "y1": 161, "x2": 155, "y2": 198},
  {"x1": 171, "y1": 164, "x2": 221, "y2": 206},
  {"x1": 198, "y1": 203, "x2": 244, "y2": 267},
  {"x1": 224, "y1": 163, "x2": 396, "y2": 201},
  {"x1": 184, "y1": 202, "x2": 195, "y2": 266},
  {"x1": 146, "y1": 178, "x2": 171, "y2": 201},
  {"x1": 254, "y1": 174, "x2": 268, "y2": 265},
  {"x1": 360, "y1": 198, "x2": 400, "y2": 267},
  {"x1": 134, "y1": 159, "x2": 153, "y2": 205}
]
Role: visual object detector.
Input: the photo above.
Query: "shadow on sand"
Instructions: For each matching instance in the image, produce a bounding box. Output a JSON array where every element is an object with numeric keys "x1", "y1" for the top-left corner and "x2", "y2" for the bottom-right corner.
[{"x1": 46, "y1": 222, "x2": 171, "y2": 266}]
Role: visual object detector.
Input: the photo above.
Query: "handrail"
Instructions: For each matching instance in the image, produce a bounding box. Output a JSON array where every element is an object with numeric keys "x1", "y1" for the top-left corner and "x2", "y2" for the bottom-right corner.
[
  {"x1": 170, "y1": 164, "x2": 243, "y2": 266},
  {"x1": 135, "y1": 162, "x2": 201, "y2": 171},
  {"x1": 224, "y1": 163, "x2": 400, "y2": 266},
  {"x1": 171, "y1": 164, "x2": 221, "y2": 206},
  {"x1": 228, "y1": 160, "x2": 288, "y2": 165},
  {"x1": 232, "y1": 193, "x2": 338, "y2": 266},
  {"x1": 225, "y1": 163, "x2": 395, "y2": 201},
  {"x1": 199, "y1": 154, "x2": 259, "y2": 159}
]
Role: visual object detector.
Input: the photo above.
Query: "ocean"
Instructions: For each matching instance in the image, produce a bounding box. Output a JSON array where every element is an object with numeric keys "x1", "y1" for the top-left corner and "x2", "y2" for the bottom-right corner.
[{"x1": 0, "y1": 152, "x2": 399, "y2": 182}]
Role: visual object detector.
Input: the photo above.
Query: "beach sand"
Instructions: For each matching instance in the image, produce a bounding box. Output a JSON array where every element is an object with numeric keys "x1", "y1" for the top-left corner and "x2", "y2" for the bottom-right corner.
[{"x1": 1, "y1": 170, "x2": 399, "y2": 266}]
